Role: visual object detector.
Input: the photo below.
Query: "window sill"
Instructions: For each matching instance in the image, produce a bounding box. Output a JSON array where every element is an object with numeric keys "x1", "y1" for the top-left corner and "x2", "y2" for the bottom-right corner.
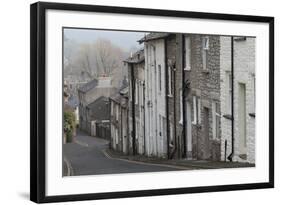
[
  {"x1": 249, "y1": 113, "x2": 255, "y2": 118},
  {"x1": 167, "y1": 94, "x2": 173, "y2": 98},
  {"x1": 223, "y1": 114, "x2": 233, "y2": 120},
  {"x1": 202, "y1": 69, "x2": 210, "y2": 74},
  {"x1": 184, "y1": 68, "x2": 191, "y2": 71}
]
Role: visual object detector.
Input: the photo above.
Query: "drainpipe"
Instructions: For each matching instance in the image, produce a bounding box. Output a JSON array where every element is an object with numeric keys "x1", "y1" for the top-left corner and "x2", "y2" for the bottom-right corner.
[
  {"x1": 130, "y1": 63, "x2": 136, "y2": 155},
  {"x1": 164, "y1": 38, "x2": 170, "y2": 159},
  {"x1": 227, "y1": 36, "x2": 234, "y2": 162},
  {"x1": 182, "y1": 34, "x2": 187, "y2": 158},
  {"x1": 143, "y1": 81, "x2": 146, "y2": 155}
]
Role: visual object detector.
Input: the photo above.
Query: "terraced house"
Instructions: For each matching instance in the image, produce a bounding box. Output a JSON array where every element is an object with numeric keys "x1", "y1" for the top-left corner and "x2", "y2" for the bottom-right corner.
[
  {"x1": 220, "y1": 36, "x2": 255, "y2": 164},
  {"x1": 124, "y1": 49, "x2": 146, "y2": 155},
  {"x1": 110, "y1": 32, "x2": 255, "y2": 164}
]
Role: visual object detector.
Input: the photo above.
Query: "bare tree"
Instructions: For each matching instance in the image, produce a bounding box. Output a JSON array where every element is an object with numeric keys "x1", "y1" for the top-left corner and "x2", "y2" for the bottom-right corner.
[{"x1": 93, "y1": 39, "x2": 124, "y2": 76}]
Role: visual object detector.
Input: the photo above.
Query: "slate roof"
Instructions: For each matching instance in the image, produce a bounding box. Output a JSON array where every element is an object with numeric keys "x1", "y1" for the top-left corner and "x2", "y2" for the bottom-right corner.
[
  {"x1": 86, "y1": 96, "x2": 110, "y2": 120},
  {"x1": 124, "y1": 49, "x2": 145, "y2": 64},
  {"x1": 109, "y1": 84, "x2": 128, "y2": 104},
  {"x1": 78, "y1": 79, "x2": 98, "y2": 93},
  {"x1": 109, "y1": 93, "x2": 123, "y2": 104},
  {"x1": 138, "y1": 32, "x2": 170, "y2": 43}
]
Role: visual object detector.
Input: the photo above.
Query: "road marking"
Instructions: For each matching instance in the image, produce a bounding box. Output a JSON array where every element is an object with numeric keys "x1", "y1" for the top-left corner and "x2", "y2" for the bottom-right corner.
[
  {"x1": 64, "y1": 157, "x2": 74, "y2": 176},
  {"x1": 102, "y1": 149, "x2": 189, "y2": 170}
]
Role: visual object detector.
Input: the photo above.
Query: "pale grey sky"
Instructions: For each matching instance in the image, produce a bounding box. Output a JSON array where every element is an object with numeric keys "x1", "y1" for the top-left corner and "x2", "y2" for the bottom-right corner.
[{"x1": 64, "y1": 28, "x2": 146, "y2": 51}]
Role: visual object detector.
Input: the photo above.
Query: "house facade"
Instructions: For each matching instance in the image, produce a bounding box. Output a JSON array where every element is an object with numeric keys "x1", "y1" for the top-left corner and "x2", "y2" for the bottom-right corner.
[
  {"x1": 109, "y1": 32, "x2": 255, "y2": 164},
  {"x1": 109, "y1": 86, "x2": 129, "y2": 154},
  {"x1": 176, "y1": 34, "x2": 222, "y2": 161},
  {"x1": 140, "y1": 34, "x2": 168, "y2": 158},
  {"x1": 78, "y1": 77, "x2": 116, "y2": 134},
  {"x1": 220, "y1": 36, "x2": 255, "y2": 163},
  {"x1": 124, "y1": 49, "x2": 146, "y2": 155}
]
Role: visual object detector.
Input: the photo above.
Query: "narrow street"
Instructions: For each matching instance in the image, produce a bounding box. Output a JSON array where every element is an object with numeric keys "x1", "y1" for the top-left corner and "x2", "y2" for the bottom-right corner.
[{"x1": 63, "y1": 131, "x2": 181, "y2": 176}]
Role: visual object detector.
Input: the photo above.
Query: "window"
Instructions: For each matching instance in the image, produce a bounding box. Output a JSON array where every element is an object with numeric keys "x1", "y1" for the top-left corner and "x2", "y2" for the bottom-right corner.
[
  {"x1": 197, "y1": 98, "x2": 201, "y2": 124},
  {"x1": 203, "y1": 37, "x2": 209, "y2": 50},
  {"x1": 168, "y1": 66, "x2": 173, "y2": 96},
  {"x1": 226, "y1": 71, "x2": 232, "y2": 114},
  {"x1": 135, "y1": 80, "x2": 138, "y2": 104},
  {"x1": 179, "y1": 90, "x2": 183, "y2": 124},
  {"x1": 139, "y1": 81, "x2": 143, "y2": 106},
  {"x1": 212, "y1": 101, "x2": 221, "y2": 139},
  {"x1": 111, "y1": 102, "x2": 114, "y2": 116},
  {"x1": 116, "y1": 105, "x2": 119, "y2": 121},
  {"x1": 192, "y1": 96, "x2": 201, "y2": 125},
  {"x1": 170, "y1": 123, "x2": 173, "y2": 142},
  {"x1": 184, "y1": 36, "x2": 191, "y2": 70},
  {"x1": 202, "y1": 36, "x2": 209, "y2": 70},
  {"x1": 158, "y1": 65, "x2": 162, "y2": 92},
  {"x1": 192, "y1": 96, "x2": 197, "y2": 124}
]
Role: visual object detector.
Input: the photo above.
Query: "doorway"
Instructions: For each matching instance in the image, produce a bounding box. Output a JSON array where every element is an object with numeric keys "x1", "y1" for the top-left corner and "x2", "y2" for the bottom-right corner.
[{"x1": 238, "y1": 83, "x2": 247, "y2": 155}]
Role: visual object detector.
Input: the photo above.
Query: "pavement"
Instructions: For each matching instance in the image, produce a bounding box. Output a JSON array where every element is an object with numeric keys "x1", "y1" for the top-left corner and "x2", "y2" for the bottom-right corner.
[
  {"x1": 63, "y1": 130, "x2": 255, "y2": 176},
  {"x1": 107, "y1": 149, "x2": 255, "y2": 170}
]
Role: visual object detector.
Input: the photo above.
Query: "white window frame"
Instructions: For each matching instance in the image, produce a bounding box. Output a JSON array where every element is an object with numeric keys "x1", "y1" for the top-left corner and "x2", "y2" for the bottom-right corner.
[
  {"x1": 192, "y1": 96, "x2": 201, "y2": 125},
  {"x1": 168, "y1": 66, "x2": 172, "y2": 96},
  {"x1": 226, "y1": 71, "x2": 232, "y2": 114},
  {"x1": 202, "y1": 36, "x2": 209, "y2": 70},
  {"x1": 170, "y1": 123, "x2": 173, "y2": 142},
  {"x1": 158, "y1": 64, "x2": 162, "y2": 93},
  {"x1": 111, "y1": 101, "x2": 114, "y2": 116},
  {"x1": 116, "y1": 105, "x2": 119, "y2": 121},
  {"x1": 184, "y1": 36, "x2": 191, "y2": 71},
  {"x1": 203, "y1": 36, "x2": 209, "y2": 50},
  {"x1": 212, "y1": 101, "x2": 220, "y2": 140},
  {"x1": 192, "y1": 96, "x2": 197, "y2": 124},
  {"x1": 197, "y1": 98, "x2": 201, "y2": 124},
  {"x1": 179, "y1": 90, "x2": 183, "y2": 124}
]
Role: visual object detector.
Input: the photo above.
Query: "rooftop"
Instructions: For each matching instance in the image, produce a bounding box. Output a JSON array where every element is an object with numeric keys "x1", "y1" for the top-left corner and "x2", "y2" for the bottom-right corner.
[
  {"x1": 124, "y1": 49, "x2": 144, "y2": 64},
  {"x1": 138, "y1": 32, "x2": 170, "y2": 43},
  {"x1": 78, "y1": 79, "x2": 98, "y2": 93}
]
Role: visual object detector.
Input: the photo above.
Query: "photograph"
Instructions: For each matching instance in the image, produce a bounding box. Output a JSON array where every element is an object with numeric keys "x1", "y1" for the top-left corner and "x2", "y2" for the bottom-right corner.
[{"x1": 62, "y1": 28, "x2": 256, "y2": 176}]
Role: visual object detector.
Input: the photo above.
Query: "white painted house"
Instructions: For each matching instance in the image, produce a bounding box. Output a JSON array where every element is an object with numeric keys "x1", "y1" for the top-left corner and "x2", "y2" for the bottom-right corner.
[
  {"x1": 142, "y1": 34, "x2": 168, "y2": 157},
  {"x1": 220, "y1": 36, "x2": 256, "y2": 164}
]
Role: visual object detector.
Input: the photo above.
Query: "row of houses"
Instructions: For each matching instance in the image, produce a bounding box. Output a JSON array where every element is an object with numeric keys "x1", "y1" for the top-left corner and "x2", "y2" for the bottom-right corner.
[
  {"x1": 78, "y1": 76, "x2": 117, "y2": 138},
  {"x1": 110, "y1": 33, "x2": 255, "y2": 163}
]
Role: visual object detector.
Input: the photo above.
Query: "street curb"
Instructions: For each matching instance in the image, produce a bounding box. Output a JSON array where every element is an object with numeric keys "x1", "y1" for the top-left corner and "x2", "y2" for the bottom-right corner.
[
  {"x1": 103, "y1": 149, "x2": 190, "y2": 170},
  {"x1": 64, "y1": 157, "x2": 74, "y2": 176}
]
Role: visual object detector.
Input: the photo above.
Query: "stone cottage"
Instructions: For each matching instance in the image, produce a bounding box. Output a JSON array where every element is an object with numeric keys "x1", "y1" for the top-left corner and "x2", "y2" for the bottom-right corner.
[
  {"x1": 220, "y1": 36, "x2": 255, "y2": 164},
  {"x1": 85, "y1": 96, "x2": 110, "y2": 138},
  {"x1": 78, "y1": 76, "x2": 116, "y2": 134},
  {"x1": 178, "y1": 34, "x2": 222, "y2": 161}
]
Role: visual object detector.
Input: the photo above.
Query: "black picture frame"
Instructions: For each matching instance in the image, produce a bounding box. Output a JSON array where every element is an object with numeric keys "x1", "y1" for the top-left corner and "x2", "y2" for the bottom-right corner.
[{"x1": 30, "y1": 1, "x2": 274, "y2": 203}]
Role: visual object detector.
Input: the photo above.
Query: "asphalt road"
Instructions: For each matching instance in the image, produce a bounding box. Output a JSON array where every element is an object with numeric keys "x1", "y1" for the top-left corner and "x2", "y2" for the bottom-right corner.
[{"x1": 63, "y1": 131, "x2": 180, "y2": 176}]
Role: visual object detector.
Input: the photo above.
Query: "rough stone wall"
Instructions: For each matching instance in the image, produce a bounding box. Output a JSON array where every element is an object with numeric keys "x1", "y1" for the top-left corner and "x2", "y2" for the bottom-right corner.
[
  {"x1": 184, "y1": 34, "x2": 221, "y2": 160},
  {"x1": 174, "y1": 34, "x2": 184, "y2": 158},
  {"x1": 166, "y1": 35, "x2": 177, "y2": 158},
  {"x1": 220, "y1": 37, "x2": 255, "y2": 164},
  {"x1": 220, "y1": 37, "x2": 232, "y2": 161},
  {"x1": 233, "y1": 37, "x2": 256, "y2": 163}
]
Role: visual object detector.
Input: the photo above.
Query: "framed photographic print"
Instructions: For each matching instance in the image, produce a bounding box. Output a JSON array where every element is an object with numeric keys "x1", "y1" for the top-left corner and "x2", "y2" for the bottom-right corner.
[{"x1": 30, "y1": 1, "x2": 274, "y2": 203}]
